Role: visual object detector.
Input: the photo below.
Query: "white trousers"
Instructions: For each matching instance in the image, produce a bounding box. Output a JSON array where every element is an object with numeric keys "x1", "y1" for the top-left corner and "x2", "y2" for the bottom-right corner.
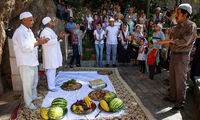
[
  {"x1": 47, "y1": 69, "x2": 56, "y2": 90},
  {"x1": 19, "y1": 65, "x2": 38, "y2": 106}
]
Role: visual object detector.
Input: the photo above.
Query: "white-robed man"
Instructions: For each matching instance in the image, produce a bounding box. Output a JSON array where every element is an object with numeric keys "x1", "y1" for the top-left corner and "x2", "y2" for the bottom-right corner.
[
  {"x1": 12, "y1": 12, "x2": 49, "y2": 109},
  {"x1": 40, "y1": 17, "x2": 66, "y2": 92}
]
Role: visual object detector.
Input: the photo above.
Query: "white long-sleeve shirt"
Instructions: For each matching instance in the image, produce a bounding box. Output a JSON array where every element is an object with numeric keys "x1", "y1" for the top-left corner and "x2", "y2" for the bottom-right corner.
[
  {"x1": 40, "y1": 27, "x2": 62, "y2": 69},
  {"x1": 106, "y1": 26, "x2": 119, "y2": 45},
  {"x1": 12, "y1": 24, "x2": 39, "y2": 67}
]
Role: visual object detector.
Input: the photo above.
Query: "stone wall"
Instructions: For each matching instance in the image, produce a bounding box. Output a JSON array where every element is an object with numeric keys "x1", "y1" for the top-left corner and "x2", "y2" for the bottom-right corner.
[{"x1": 0, "y1": 0, "x2": 65, "y2": 94}]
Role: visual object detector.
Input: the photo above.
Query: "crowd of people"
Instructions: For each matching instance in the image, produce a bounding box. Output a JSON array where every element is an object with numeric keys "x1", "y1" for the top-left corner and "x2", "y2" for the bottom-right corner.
[
  {"x1": 12, "y1": 0, "x2": 199, "y2": 112},
  {"x1": 60, "y1": 0, "x2": 180, "y2": 81}
]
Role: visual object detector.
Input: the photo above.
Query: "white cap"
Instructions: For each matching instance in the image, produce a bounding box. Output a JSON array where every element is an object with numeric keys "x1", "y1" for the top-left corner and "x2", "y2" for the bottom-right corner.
[
  {"x1": 109, "y1": 18, "x2": 115, "y2": 22},
  {"x1": 139, "y1": 17, "x2": 144, "y2": 21},
  {"x1": 178, "y1": 3, "x2": 192, "y2": 15},
  {"x1": 42, "y1": 17, "x2": 51, "y2": 25},
  {"x1": 157, "y1": 23, "x2": 163, "y2": 29},
  {"x1": 156, "y1": 7, "x2": 161, "y2": 11},
  {"x1": 19, "y1": 12, "x2": 32, "y2": 20}
]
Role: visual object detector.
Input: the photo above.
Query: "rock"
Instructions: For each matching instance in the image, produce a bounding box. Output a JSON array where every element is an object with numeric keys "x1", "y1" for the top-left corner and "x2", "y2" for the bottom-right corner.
[{"x1": 0, "y1": 0, "x2": 65, "y2": 93}]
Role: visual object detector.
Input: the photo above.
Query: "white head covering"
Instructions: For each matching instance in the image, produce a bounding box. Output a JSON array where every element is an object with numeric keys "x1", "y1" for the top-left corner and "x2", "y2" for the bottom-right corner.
[
  {"x1": 178, "y1": 3, "x2": 192, "y2": 15},
  {"x1": 109, "y1": 18, "x2": 115, "y2": 22},
  {"x1": 19, "y1": 12, "x2": 32, "y2": 20},
  {"x1": 157, "y1": 23, "x2": 163, "y2": 29},
  {"x1": 156, "y1": 7, "x2": 161, "y2": 11},
  {"x1": 42, "y1": 17, "x2": 52, "y2": 25}
]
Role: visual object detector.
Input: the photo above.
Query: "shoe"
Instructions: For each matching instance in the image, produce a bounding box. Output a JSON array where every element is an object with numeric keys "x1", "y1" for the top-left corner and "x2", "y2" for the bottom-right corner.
[
  {"x1": 163, "y1": 97, "x2": 176, "y2": 103},
  {"x1": 69, "y1": 64, "x2": 73, "y2": 68},
  {"x1": 33, "y1": 96, "x2": 42, "y2": 101},
  {"x1": 49, "y1": 88, "x2": 58, "y2": 92},
  {"x1": 172, "y1": 105, "x2": 184, "y2": 111},
  {"x1": 106, "y1": 64, "x2": 109, "y2": 67},
  {"x1": 25, "y1": 103, "x2": 37, "y2": 110},
  {"x1": 76, "y1": 64, "x2": 81, "y2": 67},
  {"x1": 95, "y1": 64, "x2": 99, "y2": 67},
  {"x1": 112, "y1": 64, "x2": 116, "y2": 67}
]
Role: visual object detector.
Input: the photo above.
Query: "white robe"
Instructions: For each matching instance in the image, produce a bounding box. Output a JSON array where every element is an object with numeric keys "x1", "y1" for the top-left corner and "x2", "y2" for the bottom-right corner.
[{"x1": 40, "y1": 27, "x2": 62, "y2": 69}]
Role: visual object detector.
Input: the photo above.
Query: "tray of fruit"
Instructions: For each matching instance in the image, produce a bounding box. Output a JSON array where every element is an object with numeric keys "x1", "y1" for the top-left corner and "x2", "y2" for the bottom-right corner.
[
  {"x1": 61, "y1": 79, "x2": 82, "y2": 91},
  {"x1": 97, "y1": 70, "x2": 113, "y2": 75},
  {"x1": 40, "y1": 98, "x2": 68, "y2": 120},
  {"x1": 71, "y1": 97, "x2": 96, "y2": 115},
  {"x1": 88, "y1": 89, "x2": 109, "y2": 101},
  {"x1": 98, "y1": 92, "x2": 124, "y2": 113}
]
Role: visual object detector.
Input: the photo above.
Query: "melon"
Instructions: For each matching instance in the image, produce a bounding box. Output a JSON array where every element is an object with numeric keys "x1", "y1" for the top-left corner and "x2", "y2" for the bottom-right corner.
[
  {"x1": 104, "y1": 92, "x2": 117, "y2": 103},
  {"x1": 48, "y1": 106, "x2": 63, "y2": 119},
  {"x1": 109, "y1": 98, "x2": 124, "y2": 112},
  {"x1": 51, "y1": 98, "x2": 67, "y2": 110}
]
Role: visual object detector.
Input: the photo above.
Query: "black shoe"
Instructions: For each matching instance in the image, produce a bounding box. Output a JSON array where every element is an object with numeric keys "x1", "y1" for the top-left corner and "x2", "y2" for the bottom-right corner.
[
  {"x1": 172, "y1": 105, "x2": 184, "y2": 111},
  {"x1": 106, "y1": 64, "x2": 109, "y2": 67},
  {"x1": 69, "y1": 64, "x2": 73, "y2": 68},
  {"x1": 76, "y1": 64, "x2": 81, "y2": 67},
  {"x1": 112, "y1": 64, "x2": 116, "y2": 67},
  {"x1": 163, "y1": 97, "x2": 176, "y2": 103}
]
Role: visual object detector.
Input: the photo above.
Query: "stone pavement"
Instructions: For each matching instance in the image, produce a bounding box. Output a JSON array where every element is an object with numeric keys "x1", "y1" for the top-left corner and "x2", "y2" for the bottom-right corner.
[
  {"x1": 0, "y1": 60, "x2": 199, "y2": 120},
  {"x1": 80, "y1": 60, "x2": 200, "y2": 120}
]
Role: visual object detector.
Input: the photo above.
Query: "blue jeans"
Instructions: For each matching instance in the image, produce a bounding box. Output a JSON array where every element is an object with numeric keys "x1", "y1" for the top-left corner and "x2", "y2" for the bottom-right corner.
[
  {"x1": 106, "y1": 44, "x2": 117, "y2": 65},
  {"x1": 95, "y1": 44, "x2": 104, "y2": 66},
  {"x1": 70, "y1": 45, "x2": 80, "y2": 65}
]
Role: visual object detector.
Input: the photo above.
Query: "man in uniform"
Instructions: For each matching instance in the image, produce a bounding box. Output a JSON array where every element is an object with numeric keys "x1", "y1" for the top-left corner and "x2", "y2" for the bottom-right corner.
[
  {"x1": 156, "y1": 3, "x2": 197, "y2": 110},
  {"x1": 12, "y1": 12, "x2": 49, "y2": 109}
]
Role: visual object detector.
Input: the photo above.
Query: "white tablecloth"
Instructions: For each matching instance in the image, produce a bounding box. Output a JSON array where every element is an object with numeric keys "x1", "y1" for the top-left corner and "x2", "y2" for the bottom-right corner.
[{"x1": 41, "y1": 71, "x2": 124, "y2": 120}]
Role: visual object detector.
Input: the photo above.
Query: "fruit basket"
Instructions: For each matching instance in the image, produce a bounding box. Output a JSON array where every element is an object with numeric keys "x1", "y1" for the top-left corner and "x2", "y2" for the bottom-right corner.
[
  {"x1": 61, "y1": 79, "x2": 82, "y2": 91},
  {"x1": 71, "y1": 97, "x2": 96, "y2": 115},
  {"x1": 40, "y1": 98, "x2": 68, "y2": 120},
  {"x1": 98, "y1": 92, "x2": 124, "y2": 113},
  {"x1": 97, "y1": 70, "x2": 113, "y2": 75},
  {"x1": 88, "y1": 89, "x2": 109, "y2": 101}
]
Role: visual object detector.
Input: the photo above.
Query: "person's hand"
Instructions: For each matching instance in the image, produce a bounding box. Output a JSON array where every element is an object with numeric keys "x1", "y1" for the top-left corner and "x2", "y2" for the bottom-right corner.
[
  {"x1": 167, "y1": 28, "x2": 174, "y2": 36},
  {"x1": 84, "y1": 29, "x2": 87, "y2": 34},
  {"x1": 58, "y1": 33, "x2": 65, "y2": 39},
  {"x1": 118, "y1": 38, "x2": 122, "y2": 41},
  {"x1": 38, "y1": 36, "x2": 49, "y2": 45}
]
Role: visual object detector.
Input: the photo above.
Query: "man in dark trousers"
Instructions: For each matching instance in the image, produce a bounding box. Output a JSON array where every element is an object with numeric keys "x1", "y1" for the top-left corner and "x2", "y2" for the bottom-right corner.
[{"x1": 156, "y1": 3, "x2": 197, "y2": 111}]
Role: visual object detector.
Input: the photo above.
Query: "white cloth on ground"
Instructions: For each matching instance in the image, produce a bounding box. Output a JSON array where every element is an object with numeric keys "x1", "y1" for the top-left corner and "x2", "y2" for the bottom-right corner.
[
  {"x1": 19, "y1": 65, "x2": 38, "y2": 106},
  {"x1": 12, "y1": 24, "x2": 39, "y2": 67},
  {"x1": 47, "y1": 69, "x2": 57, "y2": 90},
  {"x1": 40, "y1": 27, "x2": 63, "y2": 69},
  {"x1": 42, "y1": 71, "x2": 124, "y2": 120}
]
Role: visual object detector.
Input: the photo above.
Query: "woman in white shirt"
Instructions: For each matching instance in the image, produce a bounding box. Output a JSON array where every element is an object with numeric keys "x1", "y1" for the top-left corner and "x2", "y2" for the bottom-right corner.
[{"x1": 94, "y1": 23, "x2": 105, "y2": 67}]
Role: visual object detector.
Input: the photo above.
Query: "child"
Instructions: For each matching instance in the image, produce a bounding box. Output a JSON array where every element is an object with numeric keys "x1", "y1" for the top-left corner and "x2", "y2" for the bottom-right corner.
[
  {"x1": 127, "y1": 15, "x2": 134, "y2": 35},
  {"x1": 152, "y1": 23, "x2": 165, "y2": 73},
  {"x1": 69, "y1": 23, "x2": 87, "y2": 68},
  {"x1": 146, "y1": 40, "x2": 159, "y2": 81},
  {"x1": 94, "y1": 23, "x2": 105, "y2": 67},
  {"x1": 137, "y1": 38, "x2": 147, "y2": 77}
]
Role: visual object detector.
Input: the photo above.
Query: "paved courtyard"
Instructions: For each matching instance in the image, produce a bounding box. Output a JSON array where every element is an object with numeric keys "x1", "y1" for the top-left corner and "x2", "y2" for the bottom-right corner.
[{"x1": 0, "y1": 60, "x2": 199, "y2": 120}]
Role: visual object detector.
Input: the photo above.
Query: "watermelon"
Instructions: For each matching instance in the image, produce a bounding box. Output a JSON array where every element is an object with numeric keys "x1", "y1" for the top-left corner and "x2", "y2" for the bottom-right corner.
[
  {"x1": 51, "y1": 98, "x2": 67, "y2": 110},
  {"x1": 48, "y1": 106, "x2": 63, "y2": 119},
  {"x1": 109, "y1": 98, "x2": 124, "y2": 112},
  {"x1": 104, "y1": 92, "x2": 117, "y2": 103}
]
